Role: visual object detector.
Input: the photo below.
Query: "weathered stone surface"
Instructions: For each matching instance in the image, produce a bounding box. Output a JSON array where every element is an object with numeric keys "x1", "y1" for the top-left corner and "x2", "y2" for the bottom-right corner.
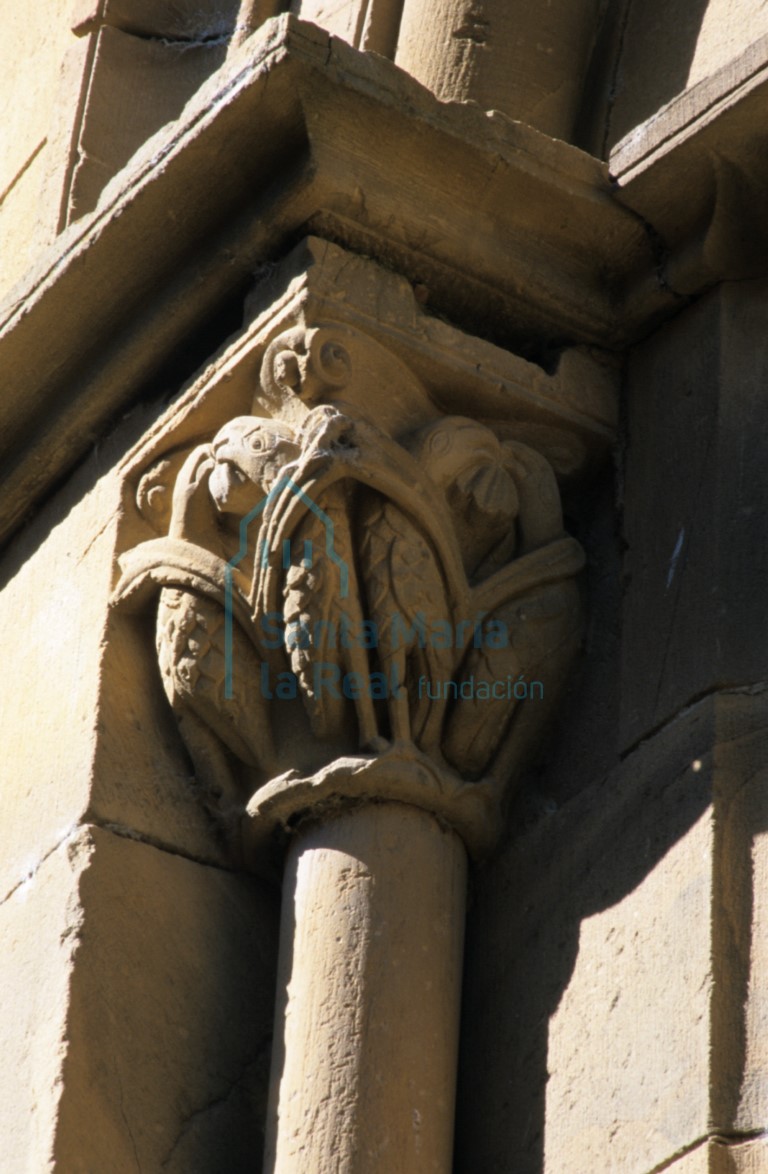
[
  {"x1": 714, "y1": 1138, "x2": 768, "y2": 1173},
  {"x1": 0, "y1": 827, "x2": 84, "y2": 1174},
  {"x1": 51, "y1": 826, "x2": 277, "y2": 1173},
  {"x1": 0, "y1": 463, "x2": 114, "y2": 905},
  {"x1": 0, "y1": 16, "x2": 648, "y2": 555},
  {"x1": 689, "y1": 1, "x2": 768, "y2": 84},
  {"x1": 600, "y1": 0, "x2": 719, "y2": 150},
  {"x1": 670, "y1": 1138, "x2": 768, "y2": 1172},
  {"x1": 2, "y1": 823, "x2": 276, "y2": 1172},
  {"x1": 544, "y1": 812, "x2": 712, "y2": 1172},
  {"x1": 68, "y1": 26, "x2": 228, "y2": 221},
  {"x1": 671, "y1": 1143, "x2": 712, "y2": 1173},
  {"x1": 0, "y1": 1, "x2": 72, "y2": 188},
  {"x1": 719, "y1": 751, "x2": 768, "y2": 1138},
  {"x1": 620, "y1": 279, "x2": 768, "y2": 751},
  {"x1": 396, "y1": 0, "x2": 602, "y2": 141},
  {"x1": 455, "y1": 686, "x2": 768, "y2": 1174},
  {"x1": 0, "y1": 0, "x2": 75, "y2": 294},
  {"x1": 599, "y1": 0, "x2": 768, "y2": 153},
  {"x1": 527, "y1": 467, "x2": 624, "y2": 807},
  {"x1": 73, "y1": 0, "x2": 240, "y2": 39},
  {"x1": 609, "y1": 34, "x2": 768, "y2": 304},
  {"x1": 265, "y1": 803, "x2": 466, "y2": 1173},
  {"x1": 290, "y1": 0, "x2": 401, "y2": 55}
]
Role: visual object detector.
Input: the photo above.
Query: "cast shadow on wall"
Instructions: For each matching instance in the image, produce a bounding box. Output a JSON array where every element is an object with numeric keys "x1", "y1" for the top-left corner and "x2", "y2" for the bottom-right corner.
[
  {"x1": 454, "y1": 687, "x2": 762, "y2": 1174},
  {"x1": 577, "y1": 0, "x2": 712, "y2": 157}
]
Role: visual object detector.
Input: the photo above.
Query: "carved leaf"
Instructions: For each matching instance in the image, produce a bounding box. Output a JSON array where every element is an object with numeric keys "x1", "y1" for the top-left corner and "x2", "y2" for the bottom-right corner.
[
  {"x1": 156, "y1": 586, "x2": 275, "y2": 780},
  {"x1": 444, "y1": 580, "x2": 582, "y2": 779},
  {"x1": 281, "y1": 483, "x2": 360, "y2": 741},
  {"x1": 358, "y1": 494, "x2": 454, "y2": 749}
]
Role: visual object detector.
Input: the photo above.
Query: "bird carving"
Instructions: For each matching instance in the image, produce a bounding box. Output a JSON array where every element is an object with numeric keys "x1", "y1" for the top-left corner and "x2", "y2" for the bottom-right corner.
[
  {"x1": 155, "y1": 585, "x2": 275, "y2": 802},
  {"x1": 416, "y1": 424, "x2": 583, "y2": 780},
  {"x1": 151, "y1": 421, "x2": 304, "y2": 801},
  {"x1": 122, "y1": 401, "x2": 582, "y2": 807}
]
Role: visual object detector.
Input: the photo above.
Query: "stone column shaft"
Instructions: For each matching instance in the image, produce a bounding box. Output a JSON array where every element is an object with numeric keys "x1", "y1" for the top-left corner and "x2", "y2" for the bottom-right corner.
[
  {"x1": 112, "y1": 241, "x2": 595, "y2": 1172},
  {"x1": 291, "y1": 0, "x2": 403, "y2": 55},
  {"x1": 395, "y1": 0, "x2": 601, "y2": 140},
  {"x1": 264, "y1": 802, "x2": 467, "y2": 1173}
]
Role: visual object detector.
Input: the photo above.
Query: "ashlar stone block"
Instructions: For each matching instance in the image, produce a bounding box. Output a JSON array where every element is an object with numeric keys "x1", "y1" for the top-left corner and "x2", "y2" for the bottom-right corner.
[
  {"x1": 2, "y1": 822, "x2": 277, "y2": 1173},
  {"x1": 68, "y1": 25, "x2": 228, "y2": 220},
  {"x1": 621, "y1": 279, "x2": 768, "y2": 751},
  {"x1": 52, "y1": 826, "x2": 278, "y2": 1173},
  {"x1": 599, "y1": 0, "x2": 768, "y2": 153},
  {"x1": 0, "y1": 827, "x2": 85, "y2": 1174},
  {"x1": 671, "y1": 1137, "x2": 768, "y2": 1172},
  {"x1": 456, "y1": 687, "x2": 768, "y2": 1174},
  {"x1": 0, "y1": 0, "x2": 77, "y2": 294}
]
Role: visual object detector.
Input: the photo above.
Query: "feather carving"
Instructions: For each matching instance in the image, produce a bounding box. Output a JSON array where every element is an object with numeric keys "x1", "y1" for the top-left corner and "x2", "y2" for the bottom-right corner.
[
  {"x1": 444, "y1": 579, "x2": 582, "y2": 779},
  {"x1": 358, "y1": 491, "x2": 454, "y2": 753},
  {"x1": 156, "y1": 586, "x2": 276, "y2": 798},
  {"x1": 281, "y1": 482, "x2": 379, "y2": 748}
]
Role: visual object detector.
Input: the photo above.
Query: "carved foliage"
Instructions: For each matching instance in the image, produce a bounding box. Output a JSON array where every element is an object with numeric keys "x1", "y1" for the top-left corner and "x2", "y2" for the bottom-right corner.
[{"x1": 114, "y1": 324, "x2": 584, "y2": 851}]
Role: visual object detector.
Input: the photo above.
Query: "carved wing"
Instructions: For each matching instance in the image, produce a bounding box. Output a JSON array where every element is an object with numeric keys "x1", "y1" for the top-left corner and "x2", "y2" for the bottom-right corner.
[
  {"x1": 358, "y1": 494, "x2": 454, "y2": 752},
  {"x1": 156, "y1": 586, "x2": 276, "y2": 798},
  {"x1": 444, "y1": 579, "x2": 583, "y2": 780}
]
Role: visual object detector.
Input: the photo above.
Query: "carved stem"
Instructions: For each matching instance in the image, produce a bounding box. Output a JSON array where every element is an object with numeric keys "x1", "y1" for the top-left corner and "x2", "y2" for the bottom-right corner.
[{"x1": 263, "y1": 802, "x2": 467, "y2": 1173}]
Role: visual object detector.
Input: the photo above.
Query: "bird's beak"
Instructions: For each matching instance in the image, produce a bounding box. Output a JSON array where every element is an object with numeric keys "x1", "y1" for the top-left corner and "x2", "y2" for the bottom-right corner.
[{"x1": 457, "y1": 463, "x2": 519, "y2": 520}]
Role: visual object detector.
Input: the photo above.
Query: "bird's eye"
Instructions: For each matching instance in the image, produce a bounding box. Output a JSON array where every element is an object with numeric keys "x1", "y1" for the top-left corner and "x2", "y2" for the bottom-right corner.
[
  {"x1": 249, "y1": 436, "x2": 264, "y2": 452},
  {"x1": 429, "y1": 431, "x2": 451, "y2": 457}
]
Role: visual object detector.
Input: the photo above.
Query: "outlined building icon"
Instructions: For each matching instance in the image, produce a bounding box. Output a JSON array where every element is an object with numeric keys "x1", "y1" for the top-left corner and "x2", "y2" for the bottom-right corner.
[{"x1": 224, "y1": 475, "x2": 349, "y2": 698}]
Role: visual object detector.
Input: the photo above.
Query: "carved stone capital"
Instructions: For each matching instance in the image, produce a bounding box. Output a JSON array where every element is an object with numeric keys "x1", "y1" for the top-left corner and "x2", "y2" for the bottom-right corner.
[{"x1": 112, "y1": 238, "x2": 616, "y2": 860}]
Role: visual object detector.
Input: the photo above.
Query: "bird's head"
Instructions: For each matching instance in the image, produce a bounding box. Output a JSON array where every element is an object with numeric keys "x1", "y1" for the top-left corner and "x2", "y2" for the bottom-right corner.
[
  {"x1": 209, "y1": 417, "x2": 299, "y2": 514},
  {"x1": 416, "y1": 417, "x2": 519, "y2": 528}
]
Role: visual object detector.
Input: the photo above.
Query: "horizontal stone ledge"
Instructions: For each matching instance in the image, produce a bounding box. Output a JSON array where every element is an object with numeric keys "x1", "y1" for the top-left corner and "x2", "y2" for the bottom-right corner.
[
  {"x1": 457, "y1": 683, "x2": 768, "y2": 1171},
  {"x1": 0, "y1": 14, "x2": 638, "y2": 553},
  {"x1": 611, "y1": 32, "x2": 768, "y2": 298},
  {"x1": 0, "y1": 13, "x2": 762, "y2": 551},
  {"x1": 70, "y1": 0, "x2": 240, "y2": 40}
]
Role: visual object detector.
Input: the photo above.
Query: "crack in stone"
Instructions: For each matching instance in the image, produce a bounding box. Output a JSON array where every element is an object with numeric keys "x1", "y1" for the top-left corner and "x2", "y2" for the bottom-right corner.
[
  {"x1": 635, "y1": 210, "x2": 688, "y2": 300},
  {"x1": 608, "y1": 184, "x2": 689, "y2": 301},
  {"x1": 132, "y1": 31, "x2": 231, "y2": 49},
  {"x1": 75, "y1": 7, "x2": 233, "y2": 45},
  {"x1": 115, "y1": 1065, "x2": 142, "y2": 1172},
  {"x1": 74, "y1": 511, "x2": 118, "y2": 567},
  {"x1": 0, "y1": 823, "x2": 80, "y2": 908},
  {"x1": 602, "y1": 0, "x2": 635, "y2": 159},
  {"x1": 647, "y1": 1129, "x2": 768, "y2": 1172},
  {"x1": 647, "y1": 1135, "x2": 709, "y2": 1173},
  {"x1": 619, "y1": 679, "x2": 768, "y2": 763},
  {"x1": 0, "y1": 139, "x2": 47, "y2": 208},
  {"x1": 94, "y1": 819, "x2": 236, "y2": 873},
  {"x1": 159, "y1": 1046, "x2": 271, "y2": 1169},
  {"x1": 0, "y1": 815, "x2": 241, "y2": 913}
]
